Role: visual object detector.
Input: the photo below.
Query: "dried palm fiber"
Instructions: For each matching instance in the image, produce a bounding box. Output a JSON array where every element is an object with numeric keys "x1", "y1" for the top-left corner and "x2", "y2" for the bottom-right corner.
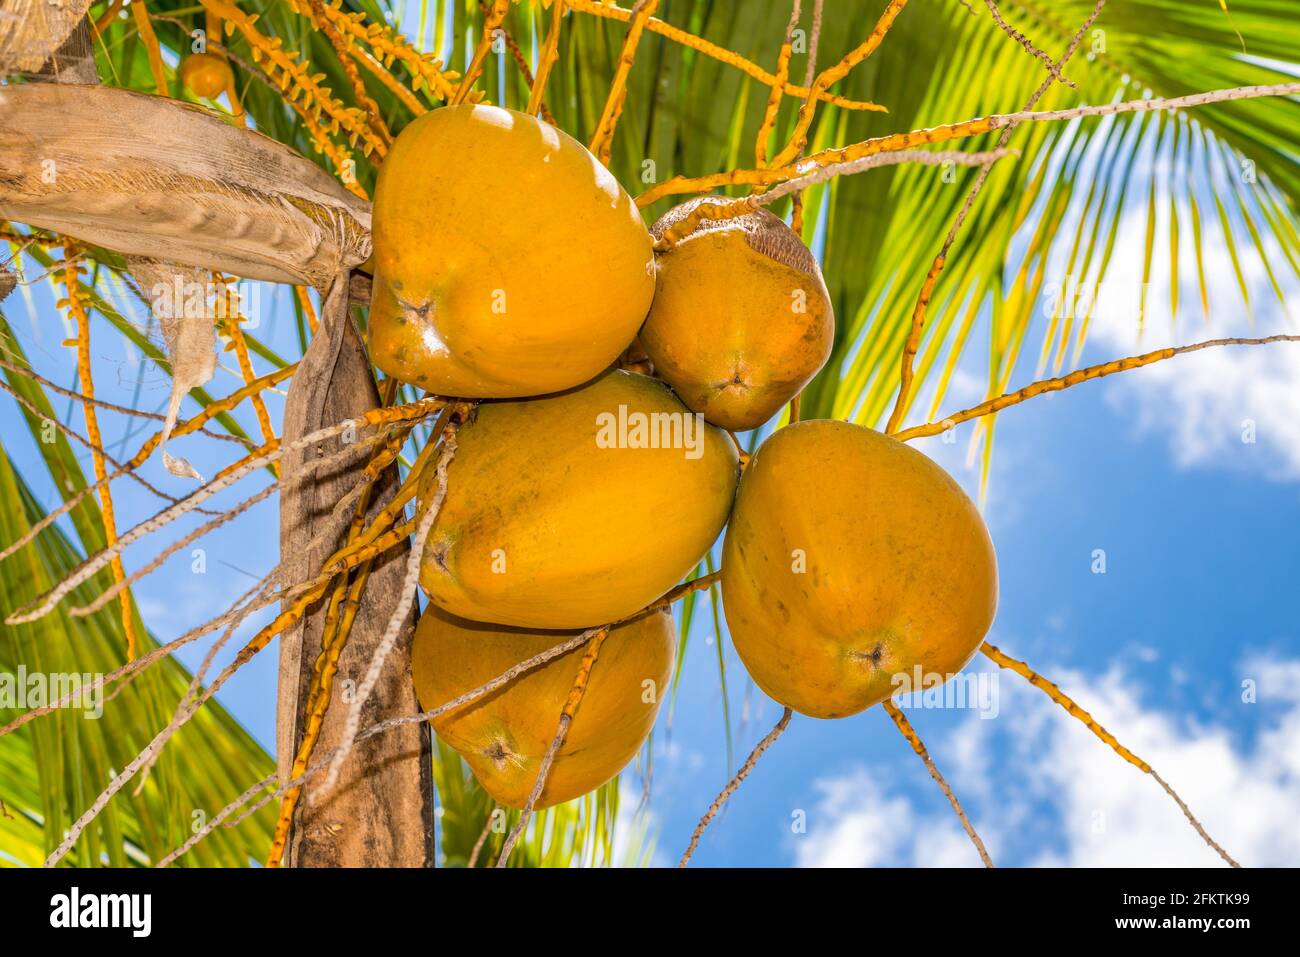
[
  {"x1": 126, "y1": 259, "x2": 216, "y2": 480},
  {"x1": 650, "y1": 195, "x2": 821, "y2": 273},
  {"x1": 0, "y1": 0, "x2": 93, "y2": 74}
]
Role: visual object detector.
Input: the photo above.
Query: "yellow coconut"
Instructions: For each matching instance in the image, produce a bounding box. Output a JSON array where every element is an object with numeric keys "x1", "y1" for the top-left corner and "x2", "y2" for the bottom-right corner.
[
  {"x1": 640, "y1": 197, "x2": 834, "y2": 431},
  {"x1": 721, "y1": 420, "x2": 997, "y2": 719},
  {"x1": 370, "y1": 104, "x2": 655, "y2": 398},
  {"x1": 420, "y1": 369, "x2": 738, "y2": 629},
  {"x1": 412, "y1": 605, "x2": 674, "y2": 809},
  {"x1": 180, "y1": 53, "x2": 233, "y2": 100}
]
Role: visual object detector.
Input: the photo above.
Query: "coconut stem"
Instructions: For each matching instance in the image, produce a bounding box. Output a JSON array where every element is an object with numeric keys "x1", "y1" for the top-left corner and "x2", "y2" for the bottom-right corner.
[
  {"x1": 894, "y1": 335, "x2": 1300, "y2": 444},
  {"x1": 883, "y1": 0, "x2": 1104, "y2": 436},
  {"x1": 883, "y1": 699, "x2": 993, "y2": 867},
  {"x1": 587, "y1": 0, "x2": 660, "y2": 165},
  {"x1": 679, "y1": 707, "x2": 793, "y2": 866},
  {"x1": 982, "y1": 643, "x2": 1240, "y2": 867}
]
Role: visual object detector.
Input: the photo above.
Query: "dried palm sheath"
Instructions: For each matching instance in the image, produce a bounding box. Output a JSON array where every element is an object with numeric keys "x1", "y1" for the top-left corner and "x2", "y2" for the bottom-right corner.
[
  {"x1": 0, "y1": 0, "x2": 93, "y2": 74},
  {"x1": 0, "y1": 84, "x2": 371, "y2": 289},
  {"x1": 277, "y1": 275, "x2": 434, "y2": 866}
]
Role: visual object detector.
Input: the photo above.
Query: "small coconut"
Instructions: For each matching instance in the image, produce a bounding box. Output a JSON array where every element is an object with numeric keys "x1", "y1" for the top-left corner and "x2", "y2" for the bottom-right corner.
[
  {"x1": 179, "y1": 53, "x2": 233, "y2": 100},
  {"x1": 641, "y1": 196, "x2": 834, "y2": 432}
]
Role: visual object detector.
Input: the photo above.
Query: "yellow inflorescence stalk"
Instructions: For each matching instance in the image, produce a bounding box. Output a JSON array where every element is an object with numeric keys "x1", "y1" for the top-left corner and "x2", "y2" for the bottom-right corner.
[
  {"x1": 883, "y1": 0, "x2": 1101, "y2": 440},
  {"x1": 566, "y1": 0, "x2": 884, "y2": 113},
  {"x1": 211, "y1": 440, "x2": 279, "y2": 484},
  {"x1": 452, "y1": 0, "x2": 510, "y2": 106},
  {"x1": 893, "y1": 335, "x2": 1300, "y2": 443},
  {"x1": 204, "y1": 6, "x2": 245, "y2": 121},
  {"x1": 768, "y1": 0, "x2": 909, "y2": 169},
  {"x1": 483, "y1": 0, "x2": 556, "y2": 125},
  {"x1": 7, "y1": 365, "x2": 302, "y2": 565},
  {"x1": 638, "y1": 115, "x2": 1000, "y2": 207},
  {"x1": 562, "y1": 627, "x2": 610, "y2": 719},
  {"x1": 884, "y1": 255, "x2": 945, "y2": 435},
  {"x1": 588, "y1": 0, "x2": 660, "y2": 165},
  {"x1": 883, "y1": 700, "x2": 993, "y2": 866},
  {"x1": 496, "y1": 625, "x2": 612, "y2": 867},
  {"x1": 754, "y1": 0, "x2": 802, "y2": 169},
  {"x1": 241, "y1": 414, "x2": 447, "y2": 668},
  {"x1": 981, "y1": 644, "x2": 1147, "y2": 771},
  {"x1": 57, "y1": 254, "x2": 141, "y2": 661},
  {"x1": 131, "y1": 1, "x2": 170, "y2": 95},
  {"x1": 981, "y1": 642, "x2": 1239, "y2": 866},
  {"x1": 351, "y1": 44, "x2": 427, "y2": 116},
  {"x1": 304, "y1": 120, "x2": 369, "y2": 200},
  {"x1": 202, "y1": 0, "x2": 387, "y2": 160},
  {"x1": 652, "y1": 195, "x2": 756, "y2": 246},
  {"x1": 151, "y1": 366, "x2": 296, "y2": 462},
  {"x1": 294, "y1": 286, "x2": 319, "y2": 335},
  {"x1": 679, "y1": 707, "x2": 793, "y2": 866},
  {"x1": 214, "y1": 276, "x2": 278, "y2": 475},
  {"x1": 321, "y1": 1, "x2": 460, "y2": 103},
  {"x1": 307, "y1": 0, "x2": 393, "y2": 145},
  {"x1": 528, "y1": 0, "x2": 566, "y2": 120},
  {"x1": 215, "y1": 490, "x2": 424, "y2": 697},
  {"x1": 281, "y1": 0, "x2": 434, "y2": 116},
  {"x1": 787, "y1": 0, "x2": 823, "y2": 234},
  {"x1": 93, "y1": 0, "x2": 126, "y2": 36}
]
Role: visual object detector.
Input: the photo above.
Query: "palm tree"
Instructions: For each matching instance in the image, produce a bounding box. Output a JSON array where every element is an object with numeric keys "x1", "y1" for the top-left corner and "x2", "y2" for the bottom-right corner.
[{"x1": 0, "y1": 0, "x2": 1295, "y2": 867}]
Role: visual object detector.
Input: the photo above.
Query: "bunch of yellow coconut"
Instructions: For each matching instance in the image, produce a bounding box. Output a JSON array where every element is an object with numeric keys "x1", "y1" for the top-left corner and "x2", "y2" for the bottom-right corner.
[{"x1": 368, "y1": 105, "x2": 998, "y2": 810}]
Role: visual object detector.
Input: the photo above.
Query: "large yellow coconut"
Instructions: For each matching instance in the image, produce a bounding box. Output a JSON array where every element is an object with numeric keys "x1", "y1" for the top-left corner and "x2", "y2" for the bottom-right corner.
[
  {"x1": 421, "y1": 369, "x2": 738, "y2": 628},
  {"x1": 721, "y1": 420, "x2": 997, "y2": 719},
  {"x1": 370, "y1": 104, "x2": 655, "y2": 398},
  {"x1": 412, "y1": 606, "x2": 674, "y2": 809},
  {"x1": 639, "y1": 197, "x2": 834, "y2": 431}
]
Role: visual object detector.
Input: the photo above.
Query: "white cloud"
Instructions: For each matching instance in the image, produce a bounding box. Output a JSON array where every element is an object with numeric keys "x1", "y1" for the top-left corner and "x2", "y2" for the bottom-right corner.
[
  {"x1": 793, "y1": 767, "x2": 978, "y2": 867},
  {"x1": 1080, "y1": 198, "x2": 1300, "y2": 481},
  {"x1": 794, "y1": 655, "x2": 1300, "y2": 867}
]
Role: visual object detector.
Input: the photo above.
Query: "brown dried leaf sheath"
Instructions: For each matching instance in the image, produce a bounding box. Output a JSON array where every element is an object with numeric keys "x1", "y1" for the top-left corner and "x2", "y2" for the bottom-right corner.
[
  {"x1": 0, "y1": 0, "x2": 92, "y2": 73},
  {"x1": 0, "y1": 84, "x2": 371, "y2": 289}
]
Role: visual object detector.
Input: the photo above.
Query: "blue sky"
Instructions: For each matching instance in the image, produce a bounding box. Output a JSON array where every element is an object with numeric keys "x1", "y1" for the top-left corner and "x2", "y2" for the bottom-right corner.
[{"x1": 3, "y1": 12, "x2": 1298, "y2": 869}]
